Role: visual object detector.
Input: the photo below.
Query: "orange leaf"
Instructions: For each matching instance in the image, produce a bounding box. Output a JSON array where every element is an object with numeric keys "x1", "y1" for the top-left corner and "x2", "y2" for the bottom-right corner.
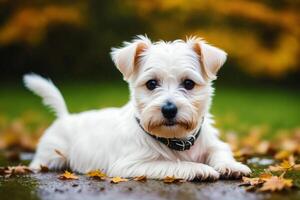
[
  {"x1": 58, "y1": 171, "x2": 78, "y2": 180},
  {"x1": 274, "y1": 150, "x2": 291, "y2": 160},
  {"x1": 163, "y1": 176, "x2": 184, "y2": 184},
  {"x1": 110, "y1": 176, "x2": 128, "y2": 184},
  {"x1": 4, "y1": 165, "x2": 33, "y2": 176},
  {"x1": 269, "y1": 159, "x2": 295, "y2": 172},
  {"x1": 133, "y1": 175, "x2": 147, "y2": 182},
  {"x1": 259, "y1": 173, "x2": 272, "y2": 181},
  {"x1": 87, "y1": 170, "x2": 107, "y2": 180},
  {"x1": 256, "y1": 141, "x2": 270, "y2": 154},
  {"x1": 259, "y1": 176, "x2": 293, "y2": 192},
  {"x1": 241, "y1": 176, "x2": 264, "y2": 186}
]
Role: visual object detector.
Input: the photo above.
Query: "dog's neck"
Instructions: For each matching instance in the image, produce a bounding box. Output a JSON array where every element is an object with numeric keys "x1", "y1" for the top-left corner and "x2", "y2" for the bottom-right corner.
[{"x1": 135, "y1": 117, "x2": 204, "y2": 151}]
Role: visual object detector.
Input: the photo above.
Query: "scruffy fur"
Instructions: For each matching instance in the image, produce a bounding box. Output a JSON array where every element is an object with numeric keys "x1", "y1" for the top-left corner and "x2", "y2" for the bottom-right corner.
[{"x1": 24, "y1": 36, "x2": 251, "y2": 180}]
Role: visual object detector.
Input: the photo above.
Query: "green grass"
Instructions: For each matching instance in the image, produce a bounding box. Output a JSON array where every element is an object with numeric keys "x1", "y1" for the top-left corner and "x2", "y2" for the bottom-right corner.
[{"x1": 0, "y1": 83, "x2": 299, "y2": 137}]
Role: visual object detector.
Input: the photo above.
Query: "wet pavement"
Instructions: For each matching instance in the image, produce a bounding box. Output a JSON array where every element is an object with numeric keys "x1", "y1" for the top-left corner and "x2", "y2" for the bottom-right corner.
[
  {"x1": 0, "y1": 153, "x2": 299, "y2": 200},
  {"x1": 1, "y1": 172, "x2": 262, "y2": 200}
]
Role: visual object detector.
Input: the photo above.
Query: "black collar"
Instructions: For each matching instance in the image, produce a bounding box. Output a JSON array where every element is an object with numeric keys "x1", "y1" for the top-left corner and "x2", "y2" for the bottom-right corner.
[{"x1": 135, "y1": 117, "x2": 204, "y2": 151}]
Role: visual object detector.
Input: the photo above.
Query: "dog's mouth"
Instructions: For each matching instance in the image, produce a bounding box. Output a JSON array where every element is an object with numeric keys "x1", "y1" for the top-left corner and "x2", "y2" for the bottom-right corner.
[
  {"x1": 164, "y1": 119, "x2": 177, "y2": 127},
  {"x1": 162, "y1": 119, "x2": 193, "y2": 130},
  {"x1": 143, "y1": 118, "x2": 197, "y2": 138}
]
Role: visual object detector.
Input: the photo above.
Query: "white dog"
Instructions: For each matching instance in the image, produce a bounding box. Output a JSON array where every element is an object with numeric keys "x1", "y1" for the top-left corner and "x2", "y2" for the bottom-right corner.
[{"x1": 24, "y1": 36, "x2": 250, "y2": 180}]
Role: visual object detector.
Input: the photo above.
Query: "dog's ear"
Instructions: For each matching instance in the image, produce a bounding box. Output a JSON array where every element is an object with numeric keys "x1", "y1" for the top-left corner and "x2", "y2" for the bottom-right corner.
[
  {"x1": 192, "y1": 40, "x2": 227, "y2": 81},
  {"x1": 111, "y1": 38, "x2": 149, "y2": 81}
]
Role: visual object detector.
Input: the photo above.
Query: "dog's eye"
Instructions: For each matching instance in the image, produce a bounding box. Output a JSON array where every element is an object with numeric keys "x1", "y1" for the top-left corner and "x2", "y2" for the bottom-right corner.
[
  {"x1": 146, "y1": 79, "x2": 158, "y2": 90},
  {"x1": 182, "y1": 79, "x2": 195, "y2": 90}
]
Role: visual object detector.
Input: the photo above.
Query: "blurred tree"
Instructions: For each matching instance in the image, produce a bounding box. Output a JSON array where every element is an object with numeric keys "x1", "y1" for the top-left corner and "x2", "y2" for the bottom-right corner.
[
  {"x1": 0, "y1": 0, "x2": 299, "y2": 84},
  {"x1": 125, "y1": 0, "x2": 300, "y2": 78}
]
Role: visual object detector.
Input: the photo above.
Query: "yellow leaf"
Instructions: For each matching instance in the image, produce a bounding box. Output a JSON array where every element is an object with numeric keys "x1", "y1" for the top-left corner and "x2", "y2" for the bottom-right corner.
[
  {"x1": 133, "y1": 175, "x2": 147, "y2": 182},
  {"x1": 279, "y1": 160, "x2": 293, "y2": 170},
  {"x1": 259, "y1": 173, "x2": 272, "y2": 181},
  {"x1": 58, "y1": 171, "x2": 78, "y2": 180},
  {"x1": 269, "y1": 159, "x2": 296, "y2": 172},
  {"x1": 259, "y1": 176, "x2": 293, "y2": 192},
  {"x1": 110, "y1": 176, "x2": 128, "y2": 184},
  {"x1": 274, "y1": 150, "x2": 291, "y2": 160},
  {"x1": 163, "y1": 176, "x2": 184, "y2": 184},
  {"x1": 87, "y1": 170, "x2": 107, "y2": 180}
]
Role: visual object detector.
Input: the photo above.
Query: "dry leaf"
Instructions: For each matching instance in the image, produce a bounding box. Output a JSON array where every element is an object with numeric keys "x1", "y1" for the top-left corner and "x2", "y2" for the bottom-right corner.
[
  {"x1": 280, "y1": 139, "x2": 298, "y2": 153},
  {"x1": 40, "y1": 165, "x2": 49, "y2": 173},
  {"x1": 259, "y1": 173, "x2": 273, "y2": 181},
  {"x1": 269, "y1": 156, "x2": 299, "y2": 172},
  {"x1": 274, "y1": 150, "x2": 291, "y2": 160},
  {"x1": 133, "y1": 175, "x2": 147, "y2": 182},
  {"x1": 54, "y1": 149, "x2": 67, "y2": 160},
  {"x1": 294, "y1": 164, "x2": 300, "y2": 170},
  {"x1": 87, "y1": 170, "x2": 107, "y2": 180},
  {"x1": 256, "y1": 141, "x2": 270, "y2": 154},
  {"x1": 241, "y1": 177, "x2": 264, "y2": 186},
  {"x1": 4, "y1": 165, "x2": 33, "y2": 176},
  {"x1": 58, "y1": 171, "x2": 78, "y2": 180},
  {"x1": 110, "y1": 176, "x2": 128, "y2": 184},
  {"x1": 163, "y1": 176, "x2": 184, "y2": 184},
  {"x1": 259, "y1": 176, "x2": 293, "y2": 192}
]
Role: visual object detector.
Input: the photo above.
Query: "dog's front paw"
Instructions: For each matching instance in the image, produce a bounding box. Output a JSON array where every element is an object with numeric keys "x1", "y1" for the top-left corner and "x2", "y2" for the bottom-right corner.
[
  {"x1": 213, "y1": 162, "x2": 251, "y2": 179},
  {"x1": 193, "y1": 164, "x2": 220, "y2": 181}
]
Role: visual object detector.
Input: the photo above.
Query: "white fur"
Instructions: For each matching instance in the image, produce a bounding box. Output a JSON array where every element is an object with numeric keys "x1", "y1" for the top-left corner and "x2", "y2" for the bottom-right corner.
[
  {"x1": 26, "y1": 36, "x2": 251, "y2": 180},
  {"x1": 24, "y1": 74, "x2": 68, "y2": 118}
]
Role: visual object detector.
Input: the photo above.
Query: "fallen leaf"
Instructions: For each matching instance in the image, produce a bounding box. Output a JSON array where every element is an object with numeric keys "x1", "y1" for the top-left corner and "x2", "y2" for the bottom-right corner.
[
  {"x1": 240, "y1": 177, "x2": 264, "y2": 186},
  {"x1": 275, "y1": 150, "x2": 291, "y2": 160},
  {"x1": 280, "y1": 139, "x2": 298, "y2": 153},
  {"x1": 259, "y1": 173, "x2": 272, "y2": 181},
  {"x1": 163, "y1": 176, "x2": 184, "y2": 184},
  {"x1": 87, "y1": 170, "x2": 107, "y2": 180},
  {"x1": 259, "y1": 176, "x2": 293, "y2": 192},
  {"x1": 133, "y1": 175, "x2": 147, "y2": 182},
  {"x1": 110, "y1": 176, "x2": 128, "y2": 184},
  {"x1": 4, "y1": 165, "x2": 33, "y2": 176},
  {"x1": 268, "y1": 165, "x2": 283, "y2": 172},
  {"x1": 280, "y1": 160, "x2": 293, "y2": 170},
  {"x1": 58, "y1": 171, "x2": 78, "y2": 180},
  {"x1": 269, "y1": 157, "x2": 299, "y2": 172},
  {"x1": 256, "y1": 141, "x2": 270, "y2": 155},
  {"x1": 40, "y1": 165, "x2": 49, "y2": 173},
  {"x1": 294, "y1": 164, "x2": 300, "y2": 170}
]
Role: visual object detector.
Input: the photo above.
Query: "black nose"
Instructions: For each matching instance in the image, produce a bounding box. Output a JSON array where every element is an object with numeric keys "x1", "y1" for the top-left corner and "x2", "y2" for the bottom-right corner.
[{"x1": 161, "y1": 101, "x2": 177, "y2": 119}]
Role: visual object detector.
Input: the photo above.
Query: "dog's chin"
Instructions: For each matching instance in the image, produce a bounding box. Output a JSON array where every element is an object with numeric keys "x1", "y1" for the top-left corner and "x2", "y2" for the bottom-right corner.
[{"x1": 143, "y1": 120, "x2": 196, "y2": 138}]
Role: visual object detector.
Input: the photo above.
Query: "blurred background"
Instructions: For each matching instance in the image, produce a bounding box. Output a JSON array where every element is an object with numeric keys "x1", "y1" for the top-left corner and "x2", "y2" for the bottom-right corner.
[{"x1": 0, "y1": 0, "x2": 299, "y2": 152}]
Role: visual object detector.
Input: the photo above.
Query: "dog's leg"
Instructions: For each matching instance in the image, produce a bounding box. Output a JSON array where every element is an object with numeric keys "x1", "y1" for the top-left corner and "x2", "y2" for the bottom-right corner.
[
  {"x1": 206, "y1": 140, "x2": 251, "y2": 178},
  {"x1": 29, "y1": 122, "x2": 69, "y2": 171},
  {"x1": 29, "y1": 146, "x2": 67, "y2": 170},
  {"x1": 110, "y1": 160, "x2": 219, "y2": 181}
]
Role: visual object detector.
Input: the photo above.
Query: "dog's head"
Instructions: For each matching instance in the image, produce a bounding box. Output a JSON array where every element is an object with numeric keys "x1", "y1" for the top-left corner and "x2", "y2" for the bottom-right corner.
[{"x1": 111, "y1": 36, "x2": 226, "y2": 138}]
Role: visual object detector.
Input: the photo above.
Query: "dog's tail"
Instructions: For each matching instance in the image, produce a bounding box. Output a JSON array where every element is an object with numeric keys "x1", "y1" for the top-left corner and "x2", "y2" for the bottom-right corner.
[{"x1": 23, "y1": 73, "x2": 69, "y2": 118}]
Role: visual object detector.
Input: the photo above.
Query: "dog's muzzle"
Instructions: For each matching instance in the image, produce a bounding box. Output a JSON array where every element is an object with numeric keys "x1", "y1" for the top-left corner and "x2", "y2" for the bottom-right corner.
[{"x1": 135, "y1": 117, "x2": 204, "y2": 151}]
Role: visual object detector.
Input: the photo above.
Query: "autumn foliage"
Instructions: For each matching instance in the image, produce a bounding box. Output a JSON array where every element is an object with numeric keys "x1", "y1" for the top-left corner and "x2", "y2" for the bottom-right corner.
[
  {"x1": 0, "y1": 0, "x2": 299, "y2": 79},
  {"x1": 125, "y1": 0, "x2": 300, "y2": 77}
]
